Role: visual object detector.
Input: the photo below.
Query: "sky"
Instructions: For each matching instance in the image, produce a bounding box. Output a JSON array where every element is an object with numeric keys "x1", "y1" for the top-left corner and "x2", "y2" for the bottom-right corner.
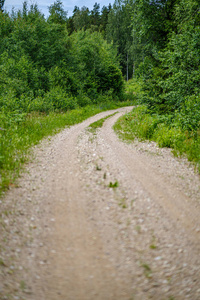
[{"x1": 4, "y1": 0, "x2": 114, "y2": 17}]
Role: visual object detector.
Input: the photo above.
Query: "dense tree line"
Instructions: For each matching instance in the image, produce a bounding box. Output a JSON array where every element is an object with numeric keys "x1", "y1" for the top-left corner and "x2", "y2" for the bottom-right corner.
[
  {"x1": 0, "y1": 1, "x2": 124, "y2": 114},
  {"x1": 64, "y1": 0, "x2": 199, "y2": 128},
  {"x1": 1, "y1": 0, "x2": 199, "y2": 131},
  {"x1": 67, "y1": 2, "x2": 112, "y2": 35},
  {"x1": 106, "y1": 0, "x2": 199, "y2": 131}
]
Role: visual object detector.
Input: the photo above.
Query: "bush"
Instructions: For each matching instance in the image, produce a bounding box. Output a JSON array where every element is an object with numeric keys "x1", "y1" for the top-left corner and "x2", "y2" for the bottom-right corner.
[
  {"x1": 44, "y1": 87, "x2": 78, "y2": 111},
  {"x1": 114, "y1": 105, "x2": 200, "y2": 172}
]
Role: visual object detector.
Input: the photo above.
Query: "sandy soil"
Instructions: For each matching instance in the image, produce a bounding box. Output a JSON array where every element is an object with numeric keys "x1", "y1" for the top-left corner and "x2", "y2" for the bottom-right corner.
[{"x1": 0, "y1": 107, "x2": 200, "y2": 300}]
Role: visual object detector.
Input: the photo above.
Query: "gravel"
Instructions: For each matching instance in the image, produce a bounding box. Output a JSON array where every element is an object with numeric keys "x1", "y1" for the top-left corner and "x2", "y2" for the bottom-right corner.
[{"x1": 0, "y1": 107, "x2": 199, "y2": 300}]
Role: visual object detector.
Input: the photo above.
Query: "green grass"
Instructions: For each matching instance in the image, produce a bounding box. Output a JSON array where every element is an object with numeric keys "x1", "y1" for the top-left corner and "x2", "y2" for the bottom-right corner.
[
  {"x1": 118, "y1": 198, "x2": 127, "y2": 209},
  {"x1": 0, "y1": 101, "x2": 132, "y2": 196},
  {"x1": 141, "y1": 262, "x2": 152, "y2": 278},
  {"x1": 88, "y1": 112, "x2": 117, "y2": 133},
  {"x1": 109, "y1": 181, "x2": 119, "y2": 188},
  {"x1": 114, "y1": 105, "x2": 200, "y2": 173}
]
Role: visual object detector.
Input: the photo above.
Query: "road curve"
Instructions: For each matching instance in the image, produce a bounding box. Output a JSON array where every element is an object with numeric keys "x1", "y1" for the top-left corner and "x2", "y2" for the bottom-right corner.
[{"x1": 1, "y1": 107, "x2": 200, "y2": 300}]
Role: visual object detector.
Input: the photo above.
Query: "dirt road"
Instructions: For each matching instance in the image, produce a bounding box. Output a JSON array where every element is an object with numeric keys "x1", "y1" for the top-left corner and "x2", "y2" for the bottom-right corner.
[{"x1": 1, "y1": 107, "x2": 200, "y2": 300}]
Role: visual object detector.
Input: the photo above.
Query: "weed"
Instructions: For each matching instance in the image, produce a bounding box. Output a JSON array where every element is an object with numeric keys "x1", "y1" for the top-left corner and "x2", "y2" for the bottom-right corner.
[
  {"x1": 150, "y1": 244, "x2": 157, "y2": 249},
  {"x1": 141, "y1": 263, "x2": 152, "y2": 278},
  {"x1": 109, "y1": 181, "x2": 119, "y2": 188},
  {"x1": 20, "y1": 280, "x2": 26, "y2": 291},
  {"x1": 118, "y1": 198, "x2": 127, "y2": 208},
  {"x1": 96, "y1": 165, "x2": 101, "y2": 171},
  {"x1": 0, "y1": 258, "x2": 6, "y2": 266},
  {"x1": 150, "y1": 235, "x2": 157, "y2": 249},
  {"x1": 135, "y1": 225, "x2": 141, "y2": 233},
  {"x1": 103, "y1": 172, "x2": 107, "y2": 179},
  {"x1": 88, "y1": 135, "x2": 96, "y2": 143},
  {"x1": 131, "y1": 199, "x2": 136, "y2": 208},
  {"x1": 3, "y1": 210, "x2": 10, "y2": 217}
]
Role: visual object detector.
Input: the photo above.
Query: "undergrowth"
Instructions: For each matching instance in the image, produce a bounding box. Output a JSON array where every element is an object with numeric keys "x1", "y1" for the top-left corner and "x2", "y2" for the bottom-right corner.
[{"x1": 114, "y1": 105, "x2": 200, "y2": 173}]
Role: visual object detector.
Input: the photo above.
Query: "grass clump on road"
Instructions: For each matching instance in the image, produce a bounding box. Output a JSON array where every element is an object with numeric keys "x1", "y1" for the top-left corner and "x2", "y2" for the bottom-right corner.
[
  {"x1": 109, "y1": 181, "x2": 119, "y2": 188},
  {"x1": 141, "y1": 263, "x2": 152, "y2": 279},
  {"x1": 88, "y1": 112, "x2": 117, "y2": 133}
]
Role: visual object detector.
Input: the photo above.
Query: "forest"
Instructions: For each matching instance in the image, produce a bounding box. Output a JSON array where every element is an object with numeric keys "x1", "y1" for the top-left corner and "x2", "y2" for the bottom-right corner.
[{"x1": 0, "y1": 0, "x2": 199, "y2": 192}]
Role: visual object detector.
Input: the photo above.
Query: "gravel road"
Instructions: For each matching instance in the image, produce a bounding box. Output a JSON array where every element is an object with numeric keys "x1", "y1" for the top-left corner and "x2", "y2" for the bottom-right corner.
[{"x1": 0, "y1": 106, "x2": 200, "y2": 300}]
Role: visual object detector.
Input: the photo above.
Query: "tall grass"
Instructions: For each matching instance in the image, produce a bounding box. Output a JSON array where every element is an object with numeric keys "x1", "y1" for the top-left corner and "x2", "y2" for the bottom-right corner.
[{"x1": 114, "y1": 105, "x2": 200, "y2": 173}]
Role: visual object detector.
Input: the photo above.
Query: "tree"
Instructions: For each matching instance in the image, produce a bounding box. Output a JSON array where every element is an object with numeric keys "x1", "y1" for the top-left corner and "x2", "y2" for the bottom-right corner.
[
  {"x1": 48, "y1": 0, "x2": 67, "y2": 24},
  {"x1": 157, "y1": 0, "x2": 200, "y2": 111},
  {"x1": 131, "y1": 0, "x2": 180, "y2": 72},
  {"x1": 0, "y1": 8, "x2": 13, "y2": 53},
  {"x1": 91, "y1": 3, "x2": 100, "y2": 26},
  {"x1": 106, "y1": 0, "x2": 134, "y2": 78},
  {"x1": 69, "y1": 30, "x2": 124, "y2": 98},
  {"x1": 73, "y1": 6, "x2": 90, "y2": 31},
  {"x1": 137, "y1": 0, "x2": 200, "y2": 117},
  {"x1": 100, "y1": 5, "x2": 112, "y2": 35},
  {"x1": 0, "y1": 0, "x2": 5, "y2": 12}
]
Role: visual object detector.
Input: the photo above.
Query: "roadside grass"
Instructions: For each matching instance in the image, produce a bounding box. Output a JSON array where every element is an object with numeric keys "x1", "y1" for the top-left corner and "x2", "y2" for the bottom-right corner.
[
  {"x1": 0, "y1": 101, "x2": 133, "y2": 196},
  {"x1": 114, "y1": 105, "x2": 200, "y2": 173}
]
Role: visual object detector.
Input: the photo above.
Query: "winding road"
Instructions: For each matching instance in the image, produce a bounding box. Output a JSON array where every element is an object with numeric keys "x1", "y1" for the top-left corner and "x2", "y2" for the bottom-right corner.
[{"x1": 1, "y1": 107, "x2": 200, "y2": 300}]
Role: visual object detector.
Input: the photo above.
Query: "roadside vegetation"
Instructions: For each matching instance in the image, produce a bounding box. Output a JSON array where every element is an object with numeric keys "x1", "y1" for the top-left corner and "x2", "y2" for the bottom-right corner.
[
  {"x1": 111, "y1": 0, "x2": 200, "y2": 172},
  {"x1": 114, "y1": 80, "x2": 200, "y2": 173}
]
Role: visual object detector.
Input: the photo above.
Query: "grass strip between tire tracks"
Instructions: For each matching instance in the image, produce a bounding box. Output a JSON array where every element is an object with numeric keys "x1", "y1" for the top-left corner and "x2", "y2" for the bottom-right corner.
[{"x1": 0, "y1": 101, "x2": 133, "y2": 196}]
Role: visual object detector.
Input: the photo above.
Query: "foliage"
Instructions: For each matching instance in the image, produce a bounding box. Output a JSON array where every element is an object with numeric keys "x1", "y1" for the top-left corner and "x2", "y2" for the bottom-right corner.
[
  {"x1": 69, "y1": 30, "x2": 124, "y2": 99},
  {"x1": 106, "y1": 0, "x2": 134, "y2": 78},
  {"x1": 66, "y1": 3, "x2": 112, "y2": 36},
  {"x1": 114, "y1": 105, "x2": 200, "y2": 172},
  {"x1": 48, "y1": 0, "x2": 67, "y2": 24},
  {"x1": 131, "y1": 0, "x2": 179, "y2": 69},
  {"x1": 0, "y1": 0, "x2": 5, "y2": 12},
  {"x1": 124, "y1": 78, "x2": 144, "y2": 102},
  {"x1": 108, "y1": 0, "x2": 200, "y2": 172},
  {"x1": 1, "y1": 0, "x2": 199, "y2": 193},
  {"x1": 133, "y1": 0, "x2": 199, "y2": 108},
  {"x1": 0, "y1": 1, "x2": 127, "y2": 195},
  {"x1": 0, "y1": 2, "x2": 124, "y2": 115}
]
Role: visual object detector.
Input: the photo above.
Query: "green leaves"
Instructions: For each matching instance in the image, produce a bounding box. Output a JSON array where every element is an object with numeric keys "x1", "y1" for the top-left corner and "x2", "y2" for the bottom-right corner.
[
  {"x1": 0, "y1": 0, "x2": 5, "y2": 12},
  {"x1": 69, "y1": 30, "x2": 123, "y2": 98},
  {"x1": 0, "y1": 3, "x2": 125, "y2": 115},
  {"x1": 130, "y1": 0, "x2": 200, "y2": 137},
  {"x1": 48, "y1": 0, "x2": 67, "y2": 24}
]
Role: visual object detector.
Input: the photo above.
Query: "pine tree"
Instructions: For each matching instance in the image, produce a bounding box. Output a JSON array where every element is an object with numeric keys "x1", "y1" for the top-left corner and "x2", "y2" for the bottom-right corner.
[{"x1": 0, "y1": 0, "x2": 5, "y2": 12}]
